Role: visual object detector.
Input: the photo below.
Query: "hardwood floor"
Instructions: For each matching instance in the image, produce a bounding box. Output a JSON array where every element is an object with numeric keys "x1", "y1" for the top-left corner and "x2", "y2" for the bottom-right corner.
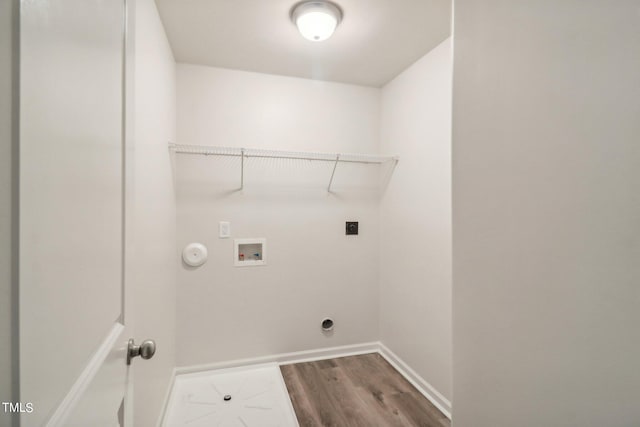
[{"x1": 280, "y1": 353, "x2": 450, "y2": 427}]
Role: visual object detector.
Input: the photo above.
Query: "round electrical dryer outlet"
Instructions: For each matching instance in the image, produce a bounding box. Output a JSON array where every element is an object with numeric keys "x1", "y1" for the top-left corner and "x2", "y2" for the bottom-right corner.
[
  {"x1": 321, "y1": 318, "x2": 334, "y2": 332},
  {"x1": 182, "y1": 243, "x2": 208, "y2": 267}
]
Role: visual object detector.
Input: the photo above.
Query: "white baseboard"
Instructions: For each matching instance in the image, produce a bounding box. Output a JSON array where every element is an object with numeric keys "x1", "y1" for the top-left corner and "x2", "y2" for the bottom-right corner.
[
  {"x1": 174, "y1": 341, "x2": 380, "y2": 376},
  {"x1": 378, "y1": 342, "x2": 452, "y2": 419},
  {"x1": 166, "y1": 341, "x2": 451, "y2": 422}
]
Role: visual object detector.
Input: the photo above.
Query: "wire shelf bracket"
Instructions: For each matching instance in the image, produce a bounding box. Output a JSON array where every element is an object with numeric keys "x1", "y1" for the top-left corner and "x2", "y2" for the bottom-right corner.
[{"x1": 327, "y1": 154, "x2": 340, "y2": 192}]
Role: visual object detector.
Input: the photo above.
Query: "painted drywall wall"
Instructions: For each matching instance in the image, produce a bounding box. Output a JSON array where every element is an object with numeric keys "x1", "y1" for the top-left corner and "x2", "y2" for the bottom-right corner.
[
  {"x1": 379, "y1": 39, "x2": 453, "y2": 407},
  {"x1": 132, "y1": 0, "x2": 177, "y2": 425},
  {"x1": 452, "y1": 1, "x2": 640, "y2": 426},
  {"x1": 175, "y1": 65, "x2": 381, "y2": 367},
  {"x1": 0, "y1": 1, "x2": 17, "y2": 426}
]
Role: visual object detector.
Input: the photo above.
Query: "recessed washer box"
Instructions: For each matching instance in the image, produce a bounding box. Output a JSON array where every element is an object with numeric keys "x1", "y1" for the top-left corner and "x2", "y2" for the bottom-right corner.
[{"x1": 234, "y1": 238, "x2": 267, "y2": 267}]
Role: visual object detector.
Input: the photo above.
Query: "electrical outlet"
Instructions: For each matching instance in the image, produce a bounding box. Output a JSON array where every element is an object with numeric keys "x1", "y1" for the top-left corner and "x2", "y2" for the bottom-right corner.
[
  {"x1": 346, "y1": 221, "x2": 358, "y2": 235},
  {"x1": 219, "y1": 221, "x2": 231, "y2": 238}
]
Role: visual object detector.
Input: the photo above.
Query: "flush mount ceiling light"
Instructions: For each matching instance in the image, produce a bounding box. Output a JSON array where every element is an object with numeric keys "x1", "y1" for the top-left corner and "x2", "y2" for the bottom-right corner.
[{"x1": 291, "y1": 1, "x2": 343, "y2": 42}]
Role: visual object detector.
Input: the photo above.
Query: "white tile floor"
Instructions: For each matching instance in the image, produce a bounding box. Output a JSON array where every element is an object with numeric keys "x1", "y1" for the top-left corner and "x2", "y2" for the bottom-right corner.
[{"x1": 163, "y1": 363, "x2": 299, "y2": 427}]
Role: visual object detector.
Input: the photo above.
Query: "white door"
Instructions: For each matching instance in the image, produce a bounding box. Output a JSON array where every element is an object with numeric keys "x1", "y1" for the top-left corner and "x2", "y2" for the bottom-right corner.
[{"x1": 19, "y1": 0, "x2": 142, "y2": 425}]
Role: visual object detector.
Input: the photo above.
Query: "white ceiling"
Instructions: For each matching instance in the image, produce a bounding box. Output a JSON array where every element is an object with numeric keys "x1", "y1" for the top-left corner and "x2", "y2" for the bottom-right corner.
[{"x1": 155, "y1": 0, "x2": 451, "y2": 87}]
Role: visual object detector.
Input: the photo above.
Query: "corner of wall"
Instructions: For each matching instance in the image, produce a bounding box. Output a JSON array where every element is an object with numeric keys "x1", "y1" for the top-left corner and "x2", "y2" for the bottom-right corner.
[
  {"x1": 132, "y1": 0, "x2": 178, "y2": 425},
  {"x1": 11, "y1": 1, "x2": 21, "y2": 424},
  {"x1": 378, "y1": 37, "x2": 453, "y2": 403},
  {"x1": 1, "y1": 2, "x2": 21, "y2": 426}
]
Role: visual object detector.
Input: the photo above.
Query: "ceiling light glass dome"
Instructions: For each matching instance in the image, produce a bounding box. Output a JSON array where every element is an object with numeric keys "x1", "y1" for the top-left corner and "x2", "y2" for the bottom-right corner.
[{"x1": 291, "y1": 1, "x2": 343, "y2": 42}]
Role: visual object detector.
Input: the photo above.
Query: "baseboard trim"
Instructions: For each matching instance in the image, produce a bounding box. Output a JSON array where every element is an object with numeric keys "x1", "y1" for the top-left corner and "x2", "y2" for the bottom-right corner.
[
  {"x1": 174, "y1": 341, "x2": 380, "y2": 376},
  {"x1": 167, "y1": 341, "x2": 451, "y2": 422},
  {"x1": 378, "y1": 342, "x2": 452, "y2": 419}
]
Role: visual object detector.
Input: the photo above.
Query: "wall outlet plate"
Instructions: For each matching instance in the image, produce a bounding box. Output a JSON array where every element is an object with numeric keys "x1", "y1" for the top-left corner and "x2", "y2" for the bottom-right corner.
[
  {"x1": 346, "y1": 221, "x2": 358, "y2": 235},
  {"x1": 219, "y1": 221, "x2": 231, "y2": 238}
]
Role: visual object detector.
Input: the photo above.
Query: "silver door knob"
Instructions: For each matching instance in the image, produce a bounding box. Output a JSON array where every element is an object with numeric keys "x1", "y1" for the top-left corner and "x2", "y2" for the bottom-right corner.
[{"x1": 127, "y1": 338, "x2": 156, "y2": 365}]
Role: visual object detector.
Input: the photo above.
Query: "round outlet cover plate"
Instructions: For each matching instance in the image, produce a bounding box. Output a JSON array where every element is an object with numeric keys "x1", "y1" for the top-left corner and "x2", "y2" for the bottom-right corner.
[{"x1": 182, "y1": 243, "x2": 208, "y2": 267}]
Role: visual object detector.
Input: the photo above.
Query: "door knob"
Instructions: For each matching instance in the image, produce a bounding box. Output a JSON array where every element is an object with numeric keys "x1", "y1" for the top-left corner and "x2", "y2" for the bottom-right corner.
[{"x1": 127, "y1": 339, "x2": 156, "y2": 365}]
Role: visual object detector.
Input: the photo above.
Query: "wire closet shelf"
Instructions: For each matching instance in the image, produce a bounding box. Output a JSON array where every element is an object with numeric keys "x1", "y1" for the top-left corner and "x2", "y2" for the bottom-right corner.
[{"x1": 169, "y1": 143, "x2": 399, "y2": 191}]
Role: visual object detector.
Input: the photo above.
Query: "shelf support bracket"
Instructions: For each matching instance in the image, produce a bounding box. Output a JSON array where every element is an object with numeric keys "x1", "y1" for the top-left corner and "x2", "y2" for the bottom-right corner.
[
  {"x1": 327, "y1": 154, "x2": 340, "y2": 192},
  {"x1": 240, "y1": 148, "x2": 245, "y2": 190}
]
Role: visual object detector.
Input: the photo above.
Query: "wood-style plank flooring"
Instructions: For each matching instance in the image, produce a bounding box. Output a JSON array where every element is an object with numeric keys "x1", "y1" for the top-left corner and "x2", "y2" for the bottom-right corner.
[{"x1": 280, "y1": 353, "x2": 450, "y2": 427}]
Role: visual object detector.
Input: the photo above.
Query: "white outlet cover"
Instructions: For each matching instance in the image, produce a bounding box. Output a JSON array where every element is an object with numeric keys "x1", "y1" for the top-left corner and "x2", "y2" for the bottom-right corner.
[
  {"x1": 219, "y1": 221, "x2": 231, "y2": 238},
  {"x1": 182, "y1": 243, "x2": 208, "y2": 267}
]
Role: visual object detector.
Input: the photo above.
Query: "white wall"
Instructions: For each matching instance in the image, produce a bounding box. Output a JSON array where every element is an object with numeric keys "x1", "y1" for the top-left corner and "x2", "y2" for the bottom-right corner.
[
  {"x1": 175, "y1": 65, "x2": 381, "y2": 367},
  {"x1": 452, "y1": 1, "x2": 640, "y2": 426},
  {"x1": 379, "y1": 39, "x2": 453, "y2": 408},
  {"x1": 0, "y1": 1, "x2": 17, "y2": 426},
  {"x1": 132, "y1": 1, "x2": 177, "y2": 425}
]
